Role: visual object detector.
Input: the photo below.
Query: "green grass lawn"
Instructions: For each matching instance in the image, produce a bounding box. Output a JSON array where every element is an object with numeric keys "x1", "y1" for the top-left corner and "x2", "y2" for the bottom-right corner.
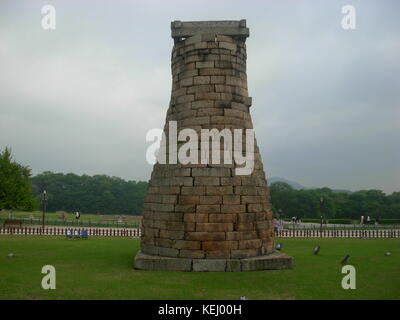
[
  {"x1": 1, "y1": 211, "x2": 142, "y2": 222},
  {"x1": 1, "y1": 211, "x2": 141, "y2": 228},
  {"x1": 0, "y1": 236, "x2": 399, "y2": 300}
]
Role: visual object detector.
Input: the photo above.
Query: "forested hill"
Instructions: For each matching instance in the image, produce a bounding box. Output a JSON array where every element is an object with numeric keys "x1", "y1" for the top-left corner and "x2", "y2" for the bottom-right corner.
[
  {"x1": 30, "y1": 172, "x2": 147, "y2": 215},
  {"x1": 29, "y1": 172, "x2": 400, "y2": 218}
]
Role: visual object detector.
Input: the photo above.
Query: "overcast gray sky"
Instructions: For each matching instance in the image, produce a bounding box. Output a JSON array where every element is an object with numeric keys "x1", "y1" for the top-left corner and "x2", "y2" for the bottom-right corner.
[{"x1": 0, "y1": 0, "x2": 399, "y2": 193}]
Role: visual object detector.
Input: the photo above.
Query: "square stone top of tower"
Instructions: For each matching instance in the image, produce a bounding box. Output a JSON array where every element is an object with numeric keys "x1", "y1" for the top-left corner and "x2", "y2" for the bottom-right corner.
[{"x1": 171, "y1": 20, "x2": 249, "y2": 40}]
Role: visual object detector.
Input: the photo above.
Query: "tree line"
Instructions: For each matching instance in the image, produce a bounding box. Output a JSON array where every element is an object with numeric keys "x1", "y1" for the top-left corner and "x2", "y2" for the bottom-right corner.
[
  {"x1": 1, "y1": 147, "x2": 399, "y2": 218},
  {"x1": 30, "y1": 172, "x2": 147, "y2": 215},
  {"x1": 269, "y1": 182, "x2": 400, "y2": 220}
]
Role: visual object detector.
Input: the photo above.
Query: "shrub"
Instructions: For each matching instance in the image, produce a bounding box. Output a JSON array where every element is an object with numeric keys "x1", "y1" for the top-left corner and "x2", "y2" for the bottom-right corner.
[{"x1": 379, "y1": 219, "x2": 400, "y2": 224}]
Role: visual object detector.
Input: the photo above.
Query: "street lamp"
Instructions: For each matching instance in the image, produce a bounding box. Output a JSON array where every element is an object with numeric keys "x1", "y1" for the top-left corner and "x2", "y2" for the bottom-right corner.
[
  {"x1": 278, "y1": 209, "x2": 284, "y2": 231},
  {"x1": 320, "y1": 197, "x2": 324, "y2": 233},
  {"x1": 42, "y1": 190, "x2": 47, "y2": 229}
]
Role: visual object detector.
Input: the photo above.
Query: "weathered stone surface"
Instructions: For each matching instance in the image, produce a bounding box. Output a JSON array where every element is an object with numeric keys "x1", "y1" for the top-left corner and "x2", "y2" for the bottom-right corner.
[
  {"x1": 226, "y1": 259, "x2": 242, "y2": 272},
  {"x1": 135, "y1": 20, "x2": 292, "y2": 271},
  {"x1": 192, "y1": 259, "x2": 227, "y2": 272},
  {"x1": 186, "y1": 231, "x2": 225, "y2": 241},
  {"x1": 134, "y1": 251, "x2": 293, "y2": 271},
  {"x1": 134, "y1": 251, "x2": 192, "y2": 271},
  {"x1": 171, "y1": 20, "x2": 249, "y2": 40}
]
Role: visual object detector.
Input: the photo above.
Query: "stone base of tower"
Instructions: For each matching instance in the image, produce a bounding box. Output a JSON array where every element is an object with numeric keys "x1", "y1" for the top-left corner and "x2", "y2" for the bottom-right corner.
[{"x1": 133, "y1": 251, "x2": 293, "y2": 272}]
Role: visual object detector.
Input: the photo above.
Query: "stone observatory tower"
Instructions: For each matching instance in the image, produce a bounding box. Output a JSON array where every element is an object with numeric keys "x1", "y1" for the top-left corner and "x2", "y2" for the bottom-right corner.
[{"x1": 134, "y1": 20, "x2": 292, "y2": 271}]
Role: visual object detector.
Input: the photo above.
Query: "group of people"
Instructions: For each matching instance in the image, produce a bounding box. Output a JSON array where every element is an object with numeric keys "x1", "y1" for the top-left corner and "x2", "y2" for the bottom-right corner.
[
  {"x1": 291, "y1": 216, "x2": 301, "y2": 224},
  {"x1": 60, "y1": 211, "x2": 81, "y2": 220},
  {"x1": 360, "y1": 215, "x2": 380, "y2": 225}
]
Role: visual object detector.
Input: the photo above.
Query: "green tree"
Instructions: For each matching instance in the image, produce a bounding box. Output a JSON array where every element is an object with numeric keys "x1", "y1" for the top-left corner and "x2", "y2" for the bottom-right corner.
[
  {"x1": 30, "y1": 172, "x2": 148, "y2": 215},
  {"x1": 0, "y1": 147, "x2": 37, "y2": 211}
]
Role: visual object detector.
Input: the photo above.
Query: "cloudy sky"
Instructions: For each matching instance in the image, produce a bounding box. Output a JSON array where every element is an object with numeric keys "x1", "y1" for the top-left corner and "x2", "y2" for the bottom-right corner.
[{"x1": 0, "y1": 0, "x2": 399, "y2": 193}]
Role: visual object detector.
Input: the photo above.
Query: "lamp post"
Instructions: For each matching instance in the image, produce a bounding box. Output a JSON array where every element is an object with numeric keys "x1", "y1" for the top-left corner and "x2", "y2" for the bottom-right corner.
[
  {"x1": 320, "y1": 197, "x2": 324, "y2": 233},
  {"x1": 278, "y1": 209, "x2": 284, "y2": 231},
  {"x1": 42, "y1": 190, "x2": 47, "y2": 230}
]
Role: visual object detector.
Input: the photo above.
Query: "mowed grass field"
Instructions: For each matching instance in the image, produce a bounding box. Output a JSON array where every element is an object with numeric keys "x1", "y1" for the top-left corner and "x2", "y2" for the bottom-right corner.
[
  {"x1": 1, "y1": 211, "x2": 141, "y2": 222},
  {"x1": 0, "y1": 236, "x2": 399, "y2": 300}
]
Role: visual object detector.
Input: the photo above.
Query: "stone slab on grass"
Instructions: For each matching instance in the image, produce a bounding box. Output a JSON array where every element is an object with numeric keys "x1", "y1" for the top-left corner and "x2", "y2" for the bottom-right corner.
[{"x1": 134, "y1": 251, "x2": 293, "y2": 272}]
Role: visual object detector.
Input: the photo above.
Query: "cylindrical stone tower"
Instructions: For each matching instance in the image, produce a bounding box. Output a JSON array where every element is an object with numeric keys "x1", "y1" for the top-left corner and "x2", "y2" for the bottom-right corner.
[{"x1": 134, "y1": 20, "x2": 292, "y2": 271}]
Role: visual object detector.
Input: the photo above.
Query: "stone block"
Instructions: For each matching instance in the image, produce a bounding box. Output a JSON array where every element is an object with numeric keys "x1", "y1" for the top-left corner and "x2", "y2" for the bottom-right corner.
[
  {"x1": 219, "y1": 41, "x2": 237, "y2": 52},
  {"x1": 192, "y1": 167, "x2": 231, "y2": 177},
  {"x1": 192, "y1": 259, "x2": 227, "y2": 272},
  {"x1": 172, "y1": 240, "x2": 201, "y2": 250},
  {"x1": 186, "y1": 232, "x2": 225, "y2": 241},
  {"x1": 141, "y1": 243, "x2": 159, "y2": 256},
  {"x1": 196, "y1": 61, "x2": 214, "y2": 68},
  {"x1": 238, "y1": 239, "x2": 262, "y2": 250},
  {"x1": 248, "y1": 204, "x2": 264, "y2": 212},
  {"x1": 134, "y1": 252, "x2": 192, "y2": 271},
  {"x1": 187, "y1": 84, "x2": 214, "y2": 94},
  {"x1": 159, "y1": 229, "x2": 185, "y2": 240},
  {"x1": 179, "y1": 195, "x2": 200, "y2": 205},
  {"x1": 199, "y1": 68, "x2": 234, "y2": 76},
  {"x1": 209, "y1": 213, "x2": 236, "y2": 223},
  {"x1": 194, "y1": 177, "x2": 220, "y2": 186},
  {"x1": 222, "y1": 195, "x2": 241, "y2": 204},
  {"x1": 196, "y1": 204, "x2": 221, "y2": 213},
  {"x1": 210, "y1": 76, "x2": 226, "y2": 84},
  {"x1": 195, "y1": 92, "x2": 221, "y2": 100},
  {"x1": 197, "y1": 108, "x2": 224, "y2": 117},
  {"x1": 196, "y1": 222, "x2": 233, "y2": 232},
  {"x1": 177, "y1": 94, "x2": 195, "y2": 104},
  {"x1": 235, "y1": 222, "x2": 254, "y2": 231},
  {"x1": 193, "y1": 76, "x2": 210, "y2": 85},
  {"x1": 199, "y1": 196, "x2": 222, "y2": 205},
  {"x1": 231, "y1": 248, "x2": 258, "y2": 259},
  {"x1": 226, "y1": 259, "x2": 242, "y2": 272},
  {"x1": 234, "y1": 186, "x2": 257, "y2": 195},
  {"x1": 215, "y1": 60, "x2": 233, "y2": 69},
  {"x1": 179, "y1": 250, "x2": 205, "y2": 259},
  {"x1": 184, "y1": 213, "x2": 209, "y2": 223},
  {"x1": 178, "y1": 69, "x2": 198, "y2": 80},
  {"x1": 191, "y1": 100, "x2": 214, "y2": 109},
  {"x1": 207, "y1": 249, "x2": 232, "y2": 259},
  {"x1": 181, "y1": 186, "x2": 206, "y2": 195},
  {"x1": 158, "y1": 246, "x2": 179, "y2": 257},
  {"x1": 152, "y1": 212, "x2": 183, "y2": 222},
  {"x1": 241, "y1": 195, "x2": 264, "y2": 204},
  {"x1": 226, "y1": 231, "x2": 258, "y2": 241},
  {"x1": 206, "y1": 186, "x2": 233, "y2": 195},
  {"x1": 180, "y1": 77, "x2": 193, "y2": 87},
  {"x1": 166, "y1": 221, "x2": 186, "y2": 231},
  {"x1": 215, "y1": 84, "x2": 235, "y2": 93},
  {"x1": 221, "y1": 204, "x2": 246, "y2": 213},
  {"x1": 221, "y1": 177, "x2": 241, "y2": 186},
  {"x1": 202, "y1": 240, "x2": 238, "y2": 251}
]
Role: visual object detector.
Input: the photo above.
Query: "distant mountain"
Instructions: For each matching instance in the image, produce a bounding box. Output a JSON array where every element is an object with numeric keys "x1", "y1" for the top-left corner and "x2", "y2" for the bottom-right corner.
[
  {"x1": 267, "y1": 177, "x2": 352, "y2": 193},
  {"x1": 267, "y1": 177, "x2": 307, "y2": 190}
]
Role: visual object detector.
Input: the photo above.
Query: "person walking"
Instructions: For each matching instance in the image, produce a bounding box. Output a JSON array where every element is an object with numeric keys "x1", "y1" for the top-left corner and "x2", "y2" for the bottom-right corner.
[
  {"x1": 360, "y1": 215, "x2": 364, "y2": 225},
  {"x1": 367, "y1": 216, "x2": 371, "y2": 225},
  {"x1": 273, "y1": 218, "x2": 278, "y2": 233}
]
